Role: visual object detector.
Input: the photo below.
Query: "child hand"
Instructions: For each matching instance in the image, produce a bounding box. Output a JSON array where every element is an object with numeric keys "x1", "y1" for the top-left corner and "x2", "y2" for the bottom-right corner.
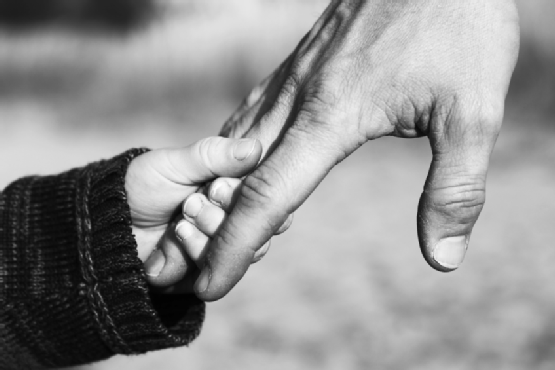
[
  {"x1": 179, "y1": 177, "x2": 294, "y2": 262},
  {"x1": 146, "y1": 177, "x2": 293, "y2": 293},
  {"x1": 125, "y1": 137, "x2": 262, "y2": 292}
]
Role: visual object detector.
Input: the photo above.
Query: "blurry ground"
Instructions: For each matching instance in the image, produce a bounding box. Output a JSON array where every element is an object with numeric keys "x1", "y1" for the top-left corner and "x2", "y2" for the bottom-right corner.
[{"x1": 1, "y1": 1, "x2": 555, "y2": 369}]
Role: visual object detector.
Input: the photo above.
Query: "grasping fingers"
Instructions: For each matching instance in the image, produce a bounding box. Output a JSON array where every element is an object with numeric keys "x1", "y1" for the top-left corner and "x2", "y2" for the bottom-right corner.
[
  {"x1": 147, "y1": 177, "x2": 289, "y2": 289},
  {"x1": 179, "y1": 191, "x2": 277, "y2": 266},
  {"x1": 208, "y1": 178, "x2": 294, "y2": 235}
]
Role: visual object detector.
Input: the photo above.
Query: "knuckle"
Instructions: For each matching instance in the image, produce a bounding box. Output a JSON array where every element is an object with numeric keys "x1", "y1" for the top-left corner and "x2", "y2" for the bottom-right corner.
[
  {"x1": 269, "y1": 69, "x2": 301, "y2": 115},
  {"x1": 294, "y1": 76, "x2": 341, "y2": 129},
  {"x1": 240, "y1": 166, "x2": 289, "y2": 230},
  {"x1": 429, "y1": 179, "x2": 486, "y2": 225},
  {"x1": 292, "y1": 78, "x2": 362, "y2": 163},
  {"x1": 302, "y1": 82, "x2": 338, "y2": 114},
  {"x1": 282, "y1": 71, "x2": 302, "y2": 99},
  {"x1": 242, "y1": 166, "x2": 283, "y2": 207}
]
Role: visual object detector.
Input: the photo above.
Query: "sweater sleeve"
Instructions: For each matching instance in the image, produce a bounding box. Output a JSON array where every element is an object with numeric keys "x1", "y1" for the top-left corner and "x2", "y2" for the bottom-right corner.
[{"x1": 0, "y1": 149, "x2": 205, "y2": 369}]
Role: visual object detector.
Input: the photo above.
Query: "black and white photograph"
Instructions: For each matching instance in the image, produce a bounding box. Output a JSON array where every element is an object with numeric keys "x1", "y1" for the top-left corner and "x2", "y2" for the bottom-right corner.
[{"x1": 0, "y1": 1, "x2": 553, "y2": 369}]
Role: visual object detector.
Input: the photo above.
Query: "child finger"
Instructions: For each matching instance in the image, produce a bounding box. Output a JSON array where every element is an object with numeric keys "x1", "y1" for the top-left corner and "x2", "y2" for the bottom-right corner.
[
  {"x1": 208, "y1": 178, "x2": 242, "y2": 211},
  {"x1": 276, "y1": 214, "x2": 294, "y2": 235},
  {"x1": 183, "y1": 193, "x2": 226, "y2": 236},
  {"x1": 144, "y1": 226, "x2": 191, "y2": 288},
  {"x1": 252, "y1": 240, "x2": 271, "y2": 263},
  {"x1": 208, "y1": 179, "x2": 294, "y2": 236},
  {"x1": 152, "y1": 274, "x2": 197, "y2": 294},
  {"x1": 175, "y1": 220, "x2": 210, "y2": 266},
  {"x1": 165, "y1": 137, "x2": 263, "y2": 185}
]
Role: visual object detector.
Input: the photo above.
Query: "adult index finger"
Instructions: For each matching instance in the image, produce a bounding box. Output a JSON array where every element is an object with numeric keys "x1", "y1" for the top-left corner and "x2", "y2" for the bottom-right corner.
[{"x1": 194, "y1": 116, "x2": 345, "y2": 301}]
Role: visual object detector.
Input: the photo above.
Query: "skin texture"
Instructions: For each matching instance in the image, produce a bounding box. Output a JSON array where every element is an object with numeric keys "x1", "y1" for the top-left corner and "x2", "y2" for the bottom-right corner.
[
  {"x1": 193, "y1": 0, "x2": 521, "y2": 301},
  {"x1": 125, "y1": 137, "x2": 263, "y2": 290}
]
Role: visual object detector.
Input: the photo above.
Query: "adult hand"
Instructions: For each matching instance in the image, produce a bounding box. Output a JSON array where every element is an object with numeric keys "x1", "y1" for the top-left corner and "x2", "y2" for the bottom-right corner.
[{"x1": 195, "y1": 0, "x2": 520, "y2": 301}]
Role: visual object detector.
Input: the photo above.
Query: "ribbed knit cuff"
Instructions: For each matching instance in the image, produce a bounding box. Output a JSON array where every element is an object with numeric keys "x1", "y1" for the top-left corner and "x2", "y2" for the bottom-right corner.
[
  {"x1": 84, "y1": 149, "x2": 205, "y2": 355},
  {"x1": 0, "y1": 149, "x2": 205, "y2": 369}
]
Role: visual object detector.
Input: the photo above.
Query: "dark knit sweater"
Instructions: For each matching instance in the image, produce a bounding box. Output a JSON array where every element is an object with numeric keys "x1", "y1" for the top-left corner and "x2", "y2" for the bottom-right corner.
[{"x1": 0, "y1": 149, "x2": 205, "y2": 369}]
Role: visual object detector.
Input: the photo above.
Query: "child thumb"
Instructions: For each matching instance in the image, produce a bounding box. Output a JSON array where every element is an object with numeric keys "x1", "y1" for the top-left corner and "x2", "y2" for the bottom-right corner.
[
  {"x1": 157, "y1": 136, "x2": 263, "y2": 185},
  {"x1": 126, "y1": 137, "x2": 262, "y2": 226}
]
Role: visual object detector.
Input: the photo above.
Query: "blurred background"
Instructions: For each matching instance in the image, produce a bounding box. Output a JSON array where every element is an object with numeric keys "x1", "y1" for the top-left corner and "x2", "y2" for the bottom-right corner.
[{"x1": 0, "y1": 1, "x2": 554, "y2": 369}]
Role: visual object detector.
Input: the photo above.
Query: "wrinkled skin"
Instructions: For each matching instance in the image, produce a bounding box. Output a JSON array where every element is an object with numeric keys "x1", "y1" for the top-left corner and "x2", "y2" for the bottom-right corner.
[{"x1": 195, "y1": 0, "x2": 520, "y2": 301}]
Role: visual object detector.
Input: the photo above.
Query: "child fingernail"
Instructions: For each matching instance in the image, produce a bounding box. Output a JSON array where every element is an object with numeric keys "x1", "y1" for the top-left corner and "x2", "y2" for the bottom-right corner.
[
  {"x1": 145, "y1": 249, "x2": 165, "y2": 277},
  {"x1": 252, "y1": 240, "x2": 271, "y2": 263},
  {"x1": 175, "y1": 221, "x2": 194, "y2": 242},
  {"x1": 183, "y1": 194, "x2": 203, "y2": 218},
  {"x1": 233, "y1": 138, "x2": 256, "y2": 161},
  {"x1": 210, "y1": 181, "x2": 231, "y2": 205},
  {"x1": 432, "y1": 236, "x2": 468, "y2": 270}
]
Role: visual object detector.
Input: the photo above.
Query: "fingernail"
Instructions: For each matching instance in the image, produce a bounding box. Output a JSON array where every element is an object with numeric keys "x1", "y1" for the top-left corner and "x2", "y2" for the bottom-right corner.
[
  {"x1": 253, "y1": 240, "x2": 271, "y2": 263},
  {"x1": 145, "y1": 249, "x2": 165, "y2": 277},
  {"x1": 183, "y1": 194, "x2": 203, "y2": 218},
  {"x1": 195, "y1": 266, "x2": 211, "y2": 294},
  {"x1": 233, "y1": 138, "x2": 256, "y2": 161},
  {"x1": 432, "y1": 236, "x2": 468, "y2": 270},
  {"x1": 175, "y1": 221, "x2": 194, "y2": 243},
  {"x1": 210, "y1": 181, "x2": 231, "y2": 206}
]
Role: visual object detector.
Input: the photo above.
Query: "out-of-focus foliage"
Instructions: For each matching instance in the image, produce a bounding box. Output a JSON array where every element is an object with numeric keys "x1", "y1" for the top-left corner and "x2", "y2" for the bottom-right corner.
[
  {"x1": 0, "y1": 2, "x2": 554, "y2": 370},
  {"x1": 0, "y1": 0, "x2": 153, "y2": 30},
  {"x1": 0, "y1": 0, "x2": 552, "y2": 120},
  {"x1": 509, "y1": 0, "x2": 555, "y2": 119}
]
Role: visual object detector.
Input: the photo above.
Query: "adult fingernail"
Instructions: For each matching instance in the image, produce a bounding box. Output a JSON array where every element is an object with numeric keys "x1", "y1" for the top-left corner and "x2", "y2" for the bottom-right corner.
[
  {"x1": 210, "y1": 181, "x2": 231, "y2": 206},
  {"x1": 145, "y1": 249, "x2": 165, "y2": 277},
  {"x1": 175, "y1": 221, "x2": 194, "y2": 243},
  {"x1": 195, "y1": 266, "x2": 211, "y2": 294},
  {"x1": 183, "y1": 194, "x2": 203, "y2": 218},
  {"x1": 233, "y1": 138, "x2": 256, "y2": 161},
  {"x1": 432, "y1": 236, "x2": 468, "y2": 270}
]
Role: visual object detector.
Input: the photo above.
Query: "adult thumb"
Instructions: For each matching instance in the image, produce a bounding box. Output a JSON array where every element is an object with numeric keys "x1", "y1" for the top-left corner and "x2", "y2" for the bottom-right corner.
[{"x1": 418, "y1": 105, "x2": 502, "y2": 272}]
